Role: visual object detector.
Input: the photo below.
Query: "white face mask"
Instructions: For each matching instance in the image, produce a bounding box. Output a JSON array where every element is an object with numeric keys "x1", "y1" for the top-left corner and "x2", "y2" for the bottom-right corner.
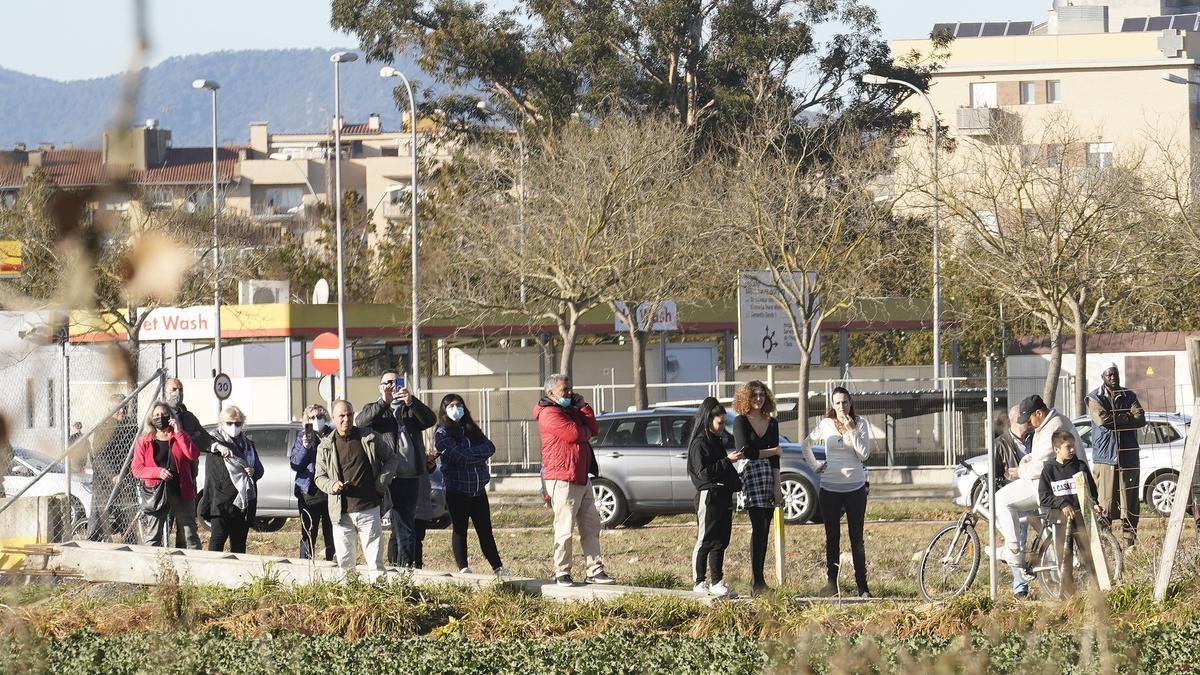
[{"x1": 223, "y1": 422, "x2": 243, "y2": 438}]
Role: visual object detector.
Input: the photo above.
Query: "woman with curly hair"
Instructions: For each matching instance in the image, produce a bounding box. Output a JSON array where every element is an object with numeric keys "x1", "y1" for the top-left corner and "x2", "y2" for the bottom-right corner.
[{"x1": 730, "y1": 381, "x2": 782, "y2": 595}]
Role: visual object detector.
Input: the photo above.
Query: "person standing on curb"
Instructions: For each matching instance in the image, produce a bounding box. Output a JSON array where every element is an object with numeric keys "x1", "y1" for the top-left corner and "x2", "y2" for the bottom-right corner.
[
  {"x1": 316, "y1": 400, "x2": 399, "y2": 573},
  {"x1": 731, "y1": 381, "x2": 782, "y2": 596},
  {"x1": 688, "y1": 397, "x2": 742, "y2": 598},
  {"x1": 1086, "y1": 363, "x2": 1146, "y2": 548},
  {"x1": 198, "y1": 406, "x2": 264, "y2": 554},
  {"x1": 536, "y1": 373, "x2": 614, "y2": 587},
  {"x1": 290, "y1": 404, "x2": 335, "y2": 561},
  {"x1": 356, "y1": 369, "x2": 437, "y2": 567},
  {"x1": 435, "y1": 393, "x2": 507, "y2": 576}
]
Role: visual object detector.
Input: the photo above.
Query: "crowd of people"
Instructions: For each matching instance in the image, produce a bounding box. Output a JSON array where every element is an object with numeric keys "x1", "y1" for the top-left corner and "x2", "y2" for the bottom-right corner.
[{"x1": 76, "y1": 366, "x2": 1142, "y2": 598}]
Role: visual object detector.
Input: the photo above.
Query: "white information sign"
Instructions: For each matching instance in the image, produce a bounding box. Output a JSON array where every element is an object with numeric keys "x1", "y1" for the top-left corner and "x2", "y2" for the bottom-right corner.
[
  {"x1": 737, "y1": 271, "x2": 820, "y2": 366},
  {"x1": 138, "y1": 306, "x2": 216, "y2": 341},
  {"x1": 613, "y1": 301, "x2": 679, "y2": 332}
]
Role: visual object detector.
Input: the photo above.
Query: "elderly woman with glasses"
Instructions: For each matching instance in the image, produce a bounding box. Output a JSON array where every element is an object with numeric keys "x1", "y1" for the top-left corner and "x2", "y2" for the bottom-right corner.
[
  {"x1": 290, "y1": 403, "x2": 336, "y2": 560},
  {"x1": 198, "y1": 405, "x2": 264, "y2": 553}
]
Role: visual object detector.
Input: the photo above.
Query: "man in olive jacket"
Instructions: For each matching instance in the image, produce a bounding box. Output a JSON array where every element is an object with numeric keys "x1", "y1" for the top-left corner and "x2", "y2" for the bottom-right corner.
[{"x1": 315, "y1": 400, "x2": 400, "y2": 572}]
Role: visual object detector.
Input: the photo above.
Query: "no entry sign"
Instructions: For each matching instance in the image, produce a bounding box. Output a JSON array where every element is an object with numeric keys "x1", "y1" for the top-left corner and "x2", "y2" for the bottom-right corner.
[{"x1": 309, "y1": 332, "x2": 341, "y2": 375}]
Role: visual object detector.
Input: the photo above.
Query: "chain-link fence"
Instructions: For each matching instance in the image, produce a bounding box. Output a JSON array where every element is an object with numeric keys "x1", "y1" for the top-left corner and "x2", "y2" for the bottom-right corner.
[{"x1": 0, "y1": 340, "x2": 166, "y2": 544}]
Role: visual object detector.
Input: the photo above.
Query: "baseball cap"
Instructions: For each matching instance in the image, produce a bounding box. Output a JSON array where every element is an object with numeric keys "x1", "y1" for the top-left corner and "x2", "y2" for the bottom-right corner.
[{"x1": 1016, "y1": 394, "x2": 1047, "y2": 424}]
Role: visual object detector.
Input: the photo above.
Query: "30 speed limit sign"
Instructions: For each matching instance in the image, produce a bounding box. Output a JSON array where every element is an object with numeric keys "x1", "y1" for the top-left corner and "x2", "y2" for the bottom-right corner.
[{"x1": 213, "y1": 373, "x2": 233, "y2": 401}]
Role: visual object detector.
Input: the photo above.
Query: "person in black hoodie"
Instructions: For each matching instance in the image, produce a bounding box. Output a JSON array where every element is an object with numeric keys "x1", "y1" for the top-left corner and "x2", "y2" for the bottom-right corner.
[
  {"x1": 688, "y1": 397, "x2": 743, "y2": 598},
  {"x1": 1039, "y1": 428, "x2": 1103, "y2": 598}
]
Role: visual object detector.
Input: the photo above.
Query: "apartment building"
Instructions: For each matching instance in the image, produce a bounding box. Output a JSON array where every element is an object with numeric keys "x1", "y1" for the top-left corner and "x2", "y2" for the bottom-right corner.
[{"x1": 893, "y1": 0, "x2": 1200, "y2": 175}]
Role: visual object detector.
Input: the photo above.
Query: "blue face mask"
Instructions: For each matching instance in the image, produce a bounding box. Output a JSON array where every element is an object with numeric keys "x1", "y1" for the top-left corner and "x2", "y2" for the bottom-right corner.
[
  {"x1": 557, "y1": 397, "x2": 573, "y2": 407},
  {"x1": 447, "y1": 406, "x2": 465, "y2": 422}
]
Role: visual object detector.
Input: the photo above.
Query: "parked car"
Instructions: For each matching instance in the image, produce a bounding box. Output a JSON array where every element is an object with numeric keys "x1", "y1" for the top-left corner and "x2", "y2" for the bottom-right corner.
[
  {"x1": 3, "y1": 447, "x2": 91, "y2": 533},
  {"x1": 199, "y1": 423, "x2": 449, "y2": 531},
  {"x1": 952, "y1": 412, "x2": 1191, "y2": 517},
  {"x1": 542, "y1": 408, "x2": 825, "y2": 528}
]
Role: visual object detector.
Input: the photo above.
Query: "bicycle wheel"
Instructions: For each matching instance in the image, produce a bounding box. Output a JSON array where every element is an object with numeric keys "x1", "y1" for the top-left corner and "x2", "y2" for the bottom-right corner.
[
  {"x1": 1035, "y1": 528, "x2": 1124, "y2": 598},
  {"x1": 917, "y1": 522, "x2": 981, "y2": 602}
]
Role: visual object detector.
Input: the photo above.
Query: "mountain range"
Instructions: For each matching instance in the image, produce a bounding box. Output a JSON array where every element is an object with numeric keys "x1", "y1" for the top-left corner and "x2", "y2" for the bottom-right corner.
[{"x1": 0, "y1": 49, "x2": 452, "y2": 149}]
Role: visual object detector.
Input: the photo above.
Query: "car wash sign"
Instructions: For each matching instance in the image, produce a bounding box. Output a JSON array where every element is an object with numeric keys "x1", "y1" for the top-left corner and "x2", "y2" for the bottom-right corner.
[
  {"x1": 737, "y1": 271, "x2": 819, "y2": 366},
  {"x1": 138, "y1": 306, "x2": 216, "y2": 341}
]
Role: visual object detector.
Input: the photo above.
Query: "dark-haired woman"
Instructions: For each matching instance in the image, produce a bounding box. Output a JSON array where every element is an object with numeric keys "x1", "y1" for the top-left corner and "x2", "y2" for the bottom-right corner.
[
  {"x1": 688, "y1": 397, "x2": 743, "y2": 598},
  {"x1": 731, "y1": 381, "x2": 783, "y2": 595},
  {"x1": 799, "y1": 386, "x2": 872, "y2": 597},
  {"x1": 434, "y1": 394, "x2": 506, "y2": 576}
]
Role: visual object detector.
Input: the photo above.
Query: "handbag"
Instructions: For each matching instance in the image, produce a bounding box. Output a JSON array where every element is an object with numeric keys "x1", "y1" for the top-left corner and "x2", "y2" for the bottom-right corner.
[{"x1": 137, "y1": 438, "x2": 176, "y2": 514}]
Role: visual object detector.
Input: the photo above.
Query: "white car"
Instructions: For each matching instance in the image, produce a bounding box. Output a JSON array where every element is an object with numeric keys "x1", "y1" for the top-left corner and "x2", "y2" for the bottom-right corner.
[
  {"x1": 952, "y1": 413, "x2": 1191, "y2": 517},
  {"x1": 4, "y1": 447, "x2": 92, "y2": 530}
]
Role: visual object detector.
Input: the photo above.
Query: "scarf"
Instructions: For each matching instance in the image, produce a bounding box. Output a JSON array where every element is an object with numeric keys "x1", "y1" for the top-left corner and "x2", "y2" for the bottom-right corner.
[{"x1": 213, "y1": 430, "x2": 257, "y2": 513}]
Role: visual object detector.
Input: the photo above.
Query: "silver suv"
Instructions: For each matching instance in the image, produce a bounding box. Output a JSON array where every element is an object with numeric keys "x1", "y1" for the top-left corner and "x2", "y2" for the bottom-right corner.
[{"x1": 581, "y1": 408, "x2": 824, "y2": 528}]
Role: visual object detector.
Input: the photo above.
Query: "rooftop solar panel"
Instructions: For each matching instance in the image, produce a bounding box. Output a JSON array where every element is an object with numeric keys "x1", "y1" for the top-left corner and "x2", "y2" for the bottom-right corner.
[
  {"x1": 1172, "y1": 13, "x2": 1197, "y2": 29},
  {"x1": 1120, "y1": 17, "x2": 1148, "y2": 32},
  {"x1": 931, "y1": 22, "x2": 956, "y2": 38},
  {"x1": 1006, "y1": 21, "x2": 1033, "y2": 35},
  {"x1": 981, "y1": 22, "x2": 1007, "y2": 37},
  {"x1": 956, "y1": 22, "x2": 983, "y2": 37},
  {"x1": 1147, "y1": 15, "x2": 1173, "y2": 30}
]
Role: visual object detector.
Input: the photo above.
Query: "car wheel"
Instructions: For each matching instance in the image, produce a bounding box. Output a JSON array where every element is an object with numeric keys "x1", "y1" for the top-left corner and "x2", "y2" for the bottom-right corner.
[
  {"x1": 253, "y1": 517, "x2": 288, "y2": 532},
  {"x1": 623, "y1": 515, "x2": 655, "y2": 528},
  {"x1": 1148, "y1": 472, "x2": 1178, "y2": 517},
  {"x1": 780, "y1": 474, "x2": 817, "y2": 524},
  {"x1": 590, "y1": 478, "x2": 629, "y2": 529}
]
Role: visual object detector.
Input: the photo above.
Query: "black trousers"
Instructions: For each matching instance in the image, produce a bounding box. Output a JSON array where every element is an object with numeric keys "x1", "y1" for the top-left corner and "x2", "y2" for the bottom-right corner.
[
  {"x1": 446, "y1": 490, "x2": 503, "y2": 571},
  {"x1": 747, "y1": 506, "x2": 773, "y2": 588},
  {"x1": 208, "y1": 513, "x2": 251, "y2": 553},
  {"x1": 819, "y1": 486, "x2": 868, "y2": 591},
  {"x1": 413, "y1": 520, "x2": 429, "y2": 568},
  {"x1": 693, "y1": 489, "x2": 733, "y2": 584},
  {"x1": 297, "y1": 489, "x2": 335, "y2": 561}
]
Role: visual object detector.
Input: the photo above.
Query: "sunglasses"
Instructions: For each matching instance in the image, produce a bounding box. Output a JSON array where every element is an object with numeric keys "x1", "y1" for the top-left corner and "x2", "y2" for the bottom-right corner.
[{"x1": 380, "y1": 379, "x2": 398, "y2": 386}]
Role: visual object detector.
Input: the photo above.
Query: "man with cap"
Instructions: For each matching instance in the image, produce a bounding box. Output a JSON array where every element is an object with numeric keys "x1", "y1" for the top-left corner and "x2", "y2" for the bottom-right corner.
[
  {"x1": 1086, "y1": 363, "x2": 1146, "y2": 547},
  {"x1": 994, "y1": 394, "x2": 1083, "y2": 568}
]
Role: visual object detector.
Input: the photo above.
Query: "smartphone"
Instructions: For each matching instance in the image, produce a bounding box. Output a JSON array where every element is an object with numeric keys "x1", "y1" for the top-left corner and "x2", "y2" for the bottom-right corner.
[
  {"x1": 396, "y1": 375, "x2": 406, "y2": 390},
  {"x1": 304, "y1": 422, "x2": 313, "y2": 434}
]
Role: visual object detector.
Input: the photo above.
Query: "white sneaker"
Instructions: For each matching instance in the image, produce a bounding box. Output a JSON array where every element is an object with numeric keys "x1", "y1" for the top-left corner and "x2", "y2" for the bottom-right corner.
[
  {"x1": 999, "y1": 547, "x2": 1025, "y2": 568},
  {"x1": 693, "y1": 581, "x2": 709, "y2": 593},
  {"x1": 459, "y1": 567, "x2": 473, "y2": 574},
  {"x1": 709, "y1": 580, "x2": 738, "y2": 598}
]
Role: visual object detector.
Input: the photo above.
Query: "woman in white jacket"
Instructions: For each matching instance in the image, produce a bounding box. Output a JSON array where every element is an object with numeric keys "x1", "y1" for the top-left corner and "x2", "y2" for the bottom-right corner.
[{"x1": 799, "y1": 386, "x2": 872, "y2": 597}]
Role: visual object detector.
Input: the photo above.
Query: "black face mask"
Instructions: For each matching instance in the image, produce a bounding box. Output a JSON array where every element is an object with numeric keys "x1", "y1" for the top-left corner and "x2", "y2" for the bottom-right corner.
[{"x1": 152, "y1": 416, "x2": 171, "y2": 430}]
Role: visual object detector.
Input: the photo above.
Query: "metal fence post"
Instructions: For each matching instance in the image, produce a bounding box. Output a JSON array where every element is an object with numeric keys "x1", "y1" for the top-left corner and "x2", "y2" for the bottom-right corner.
[
  {"x1": 986, "y1": 355, "x2": 997, "y2": 600},
  {"x1": 62, "y1": 341, "x2": 73, "y2": 537},
  {"x1": 1154, "y1": 337, "x2": 1200, "y2": 602}
]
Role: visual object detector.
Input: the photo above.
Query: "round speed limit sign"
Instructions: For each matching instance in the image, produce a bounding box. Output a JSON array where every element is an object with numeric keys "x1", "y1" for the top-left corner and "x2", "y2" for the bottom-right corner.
[{"x1": 213, "y1": 373, "x2": 233, "y2": 401}]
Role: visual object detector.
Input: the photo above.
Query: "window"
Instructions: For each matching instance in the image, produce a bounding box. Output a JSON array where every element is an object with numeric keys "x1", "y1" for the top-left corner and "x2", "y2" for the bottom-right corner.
[
  {"x1": 595, "y1": 418, "x2": 662, "y2": 447},
  {"x1": 245, "y1": 427, "x2": 291, "y2": 460},
  {"x1": 663, "y1": 416, "x2": 694, "y2": 448},
  {"x1": 144, "y1": 188, "x2": 174, "y2": 208},
  {"x1": 1020, "y1": 81, "x2": 1036, "y2": 104},
  {"x1": 970, "y1": 82, "x2": 998, "y2": 108},
  {"x1": 1075, "y1": 423, "x2": 1093, "y2": 448},
  {"x1": 1087, "y1": 142, "x2": 1114, "y2": 169},
  {"x1": 1047, "y1": 80, "x2": 1062, "y2": 103},
  {"x1": 257, "y1": 186, "x2": 304, "y2": 214},
  {"x1": 1021, "y1": 144, "x2": 1040, "y2": 166}
]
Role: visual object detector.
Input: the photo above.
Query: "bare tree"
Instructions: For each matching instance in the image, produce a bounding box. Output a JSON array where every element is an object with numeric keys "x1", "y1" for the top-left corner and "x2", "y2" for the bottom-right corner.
[
  {"x1": 435, "y1": 115, "x2": 710, "y2": 382},
  {"x1": 927, "y1": 114, "x2": 1157, "y2": 409},
  {"x1": 719, "y1": 113, "x2": 899, "y2": 437}
]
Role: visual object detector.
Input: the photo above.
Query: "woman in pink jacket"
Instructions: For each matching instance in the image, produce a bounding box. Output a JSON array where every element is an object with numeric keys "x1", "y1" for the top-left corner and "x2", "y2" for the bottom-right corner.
[{"x1": 131, "y1": 402, "x2": 201, "y2": 548}]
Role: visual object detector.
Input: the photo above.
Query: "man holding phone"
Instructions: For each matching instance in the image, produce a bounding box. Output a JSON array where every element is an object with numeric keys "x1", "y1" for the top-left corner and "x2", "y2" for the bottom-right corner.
[{"x1": 356, "y1": 369, "x2": 437, "y2": 567}]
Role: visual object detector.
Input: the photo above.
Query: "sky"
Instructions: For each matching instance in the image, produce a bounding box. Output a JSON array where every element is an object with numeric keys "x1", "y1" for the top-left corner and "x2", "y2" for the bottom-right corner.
[{"x1": 2, "y1": 0, "x2": 1053, "y2": 82}]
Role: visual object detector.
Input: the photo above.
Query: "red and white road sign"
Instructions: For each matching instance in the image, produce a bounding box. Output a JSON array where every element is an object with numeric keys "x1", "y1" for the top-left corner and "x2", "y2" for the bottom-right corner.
[{"x1": 309, "y1": 332, "x2": 341, "y2": 375}]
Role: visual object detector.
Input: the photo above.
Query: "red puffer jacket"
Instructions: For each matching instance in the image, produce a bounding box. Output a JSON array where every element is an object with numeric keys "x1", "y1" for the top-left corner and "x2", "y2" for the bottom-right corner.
[
  {"x1": 535, "y1": 398, "x2": 599, "y2": 485},
  {"x1": 131, "y1": 431, "x2": 200, "y2": 501}
]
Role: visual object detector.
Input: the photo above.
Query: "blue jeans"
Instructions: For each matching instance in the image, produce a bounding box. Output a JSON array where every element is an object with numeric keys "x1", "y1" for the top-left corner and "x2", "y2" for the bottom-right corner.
[
  {"x1": 1010, "y1": 521, "x2": 1029, "y2": 594},
  {"x1": 387, "y1": 477, "x2": 420, "y2": 566}
]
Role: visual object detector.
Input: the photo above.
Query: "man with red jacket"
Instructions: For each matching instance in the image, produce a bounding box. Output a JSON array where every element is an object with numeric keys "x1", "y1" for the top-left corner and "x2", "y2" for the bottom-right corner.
[{"x1": 536, "y1": 373, "x2": 615, "y2": 587}]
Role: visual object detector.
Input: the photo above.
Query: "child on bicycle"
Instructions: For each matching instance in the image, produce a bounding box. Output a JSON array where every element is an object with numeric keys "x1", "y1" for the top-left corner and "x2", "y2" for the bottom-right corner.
[{"x1": 1038, "y1": 429, "x2": 1104, "y2": 598}]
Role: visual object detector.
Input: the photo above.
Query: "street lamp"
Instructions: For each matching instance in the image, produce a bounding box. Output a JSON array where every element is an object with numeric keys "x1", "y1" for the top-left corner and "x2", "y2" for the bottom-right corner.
[
  {"x1": 1162, "y1": 72, "x2": 1200, "y2": 85},
  {"x1": 476, "y1": 100, "x2": 526, "y2": 305},
  {"x1": 862, "y1": 72, "x2": 942, "y2": 389},
  {"x1": 192, "y1": 78, "x2": 222, "y2": 415},
  {"x1": 379, "y1": 65, "x2": 421, "y2": 395},
  {"x1": 331, "y1": 51, "x2": 358, "y2": 400}
]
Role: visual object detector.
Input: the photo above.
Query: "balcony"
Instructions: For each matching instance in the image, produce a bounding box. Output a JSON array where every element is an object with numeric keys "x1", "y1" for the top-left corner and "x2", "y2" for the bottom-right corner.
[
  {"x1": 956, "y1": 107, "x2": 1017, "y2": 137},
  {"x1": 251, "y1": 204, "x2": 306, "y2": 223}
]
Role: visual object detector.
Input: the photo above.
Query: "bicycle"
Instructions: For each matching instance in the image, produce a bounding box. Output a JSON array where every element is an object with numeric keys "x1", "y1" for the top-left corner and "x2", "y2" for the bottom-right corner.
[{"x1": 917, "y1": 485, "x2": 1124, "y2": 602}]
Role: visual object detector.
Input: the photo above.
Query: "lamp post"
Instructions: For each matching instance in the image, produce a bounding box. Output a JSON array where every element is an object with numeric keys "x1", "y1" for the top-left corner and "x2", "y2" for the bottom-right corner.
[
  {"x1": 379, "y1": 66, "x2": 421, "y2": 395},
  {"x1": 476, "y1": 100, "x2": 526, "y2": 305},
  {"x1": 331, "y1": 51, "x2": 358, "y2": 400},
  {"x1": 862, "y1": 73, "x2": 941, "y2": 389},
  {"x1": 192, "y1": 78, "x2": 222, "y2": 416}
]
